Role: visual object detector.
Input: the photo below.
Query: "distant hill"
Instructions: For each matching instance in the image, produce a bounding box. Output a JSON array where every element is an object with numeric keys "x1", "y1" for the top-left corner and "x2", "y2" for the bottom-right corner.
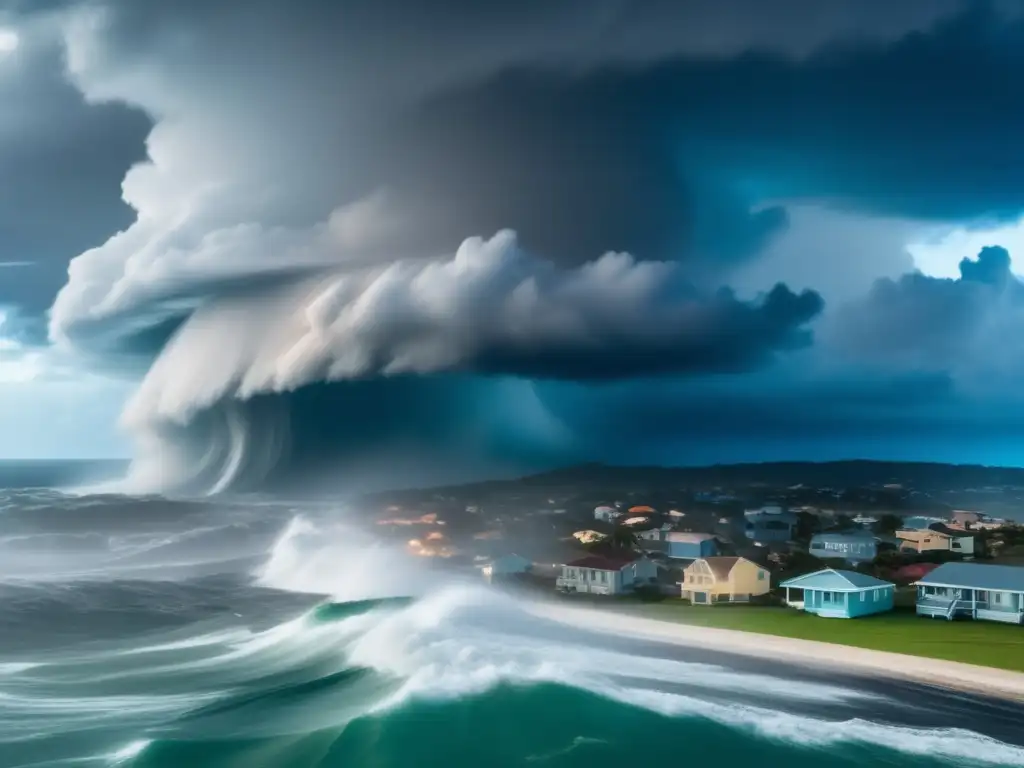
[{"x1": 406, "y1": 460, "x2": 1024, "y2": 496}]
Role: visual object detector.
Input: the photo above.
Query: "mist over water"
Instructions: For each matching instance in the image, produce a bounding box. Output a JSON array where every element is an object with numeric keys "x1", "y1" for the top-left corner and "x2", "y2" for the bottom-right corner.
[{"x1": 1, "y1": 468, "x2": 1023, "y2": 767}]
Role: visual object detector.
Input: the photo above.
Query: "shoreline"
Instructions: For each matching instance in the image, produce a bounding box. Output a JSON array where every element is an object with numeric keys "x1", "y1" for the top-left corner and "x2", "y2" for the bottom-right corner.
[{"x1": 529, "y1": 601, "x2": 1024, "y2": 703}]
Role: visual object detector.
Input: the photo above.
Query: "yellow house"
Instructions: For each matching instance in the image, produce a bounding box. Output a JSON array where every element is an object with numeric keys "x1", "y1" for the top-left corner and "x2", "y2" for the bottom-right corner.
[
  {"x1": 681, "y1": 556, "x2": 770, "y2": 605},
  {"x1": 896, "y1": 529, "x2": 945, "y2": 553},
  {"x1": 896, "y1": 528, "x2": 975, "y2": 557}
]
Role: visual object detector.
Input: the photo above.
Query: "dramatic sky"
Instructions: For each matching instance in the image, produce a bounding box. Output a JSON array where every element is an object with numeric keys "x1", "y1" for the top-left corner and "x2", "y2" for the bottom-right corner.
[{"x1": 3, "y1": 0, "x2": 1024, "y2": 488}]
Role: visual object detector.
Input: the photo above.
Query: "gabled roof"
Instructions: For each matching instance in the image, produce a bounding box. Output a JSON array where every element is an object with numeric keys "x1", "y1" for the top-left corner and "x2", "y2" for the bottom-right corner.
[
  {"x1": 704, "y1": 556, "x2": 740, "y2": 580},
  {"x1": 780, "y1": 568, "x2": 893, "y2": 591},
  {"x1": 916, "y1": 562, "x2": 1024, "y2": 592},
  {"x1": 565, "y1": 555, "x2": 639, "y2": 571},
  {"x1": 684, "y1": 556, "x2": 748, "y2": 580}
]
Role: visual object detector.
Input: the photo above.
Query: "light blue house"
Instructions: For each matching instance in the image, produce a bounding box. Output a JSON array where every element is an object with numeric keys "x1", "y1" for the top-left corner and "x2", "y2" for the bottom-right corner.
[
  {"x1": 914, "y1": 562, "x2": 1024, "y2": 624},
  {"x1": 664, "y1": 532, "x2": 718, "y2": 560},
  {"x1": 780, "y1": 568, "x2": 895, "y2": 618},
  {"x1": 809, "y1": 531, "x2": 898, "y2": 564}
]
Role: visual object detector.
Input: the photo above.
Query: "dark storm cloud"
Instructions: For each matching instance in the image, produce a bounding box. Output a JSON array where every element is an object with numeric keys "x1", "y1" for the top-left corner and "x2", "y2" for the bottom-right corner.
[
  {"x1": 543, "y1": 372, "x2": 960, "y2": 443},
  {"x1": 383, "y1": 1, "x2": 1024, "y2": 273},
  {"x1": 0, "y1": 27, "x2": 148, "y2": 319},
  {"x1": 827, "y1": 246, "x2": 1024, "y2": 379},
  {"x1": 3, "y1": 0, "x2": 1023, "y2": 486},
  {"x1": 118, "y1": 232, "x2": 824, "y2": 435},
  {"x1": 48, "y1": 0, "x2": 1024, "y2": 355},
  {"x1": 50, "y1": 0, "x2": 893, "y2": 365}
]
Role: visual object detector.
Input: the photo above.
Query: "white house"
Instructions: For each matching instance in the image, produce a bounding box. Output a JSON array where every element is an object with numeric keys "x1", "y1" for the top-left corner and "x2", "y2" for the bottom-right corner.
[
  {"x1": 556, "y1": 555, "x2": 658, "y2": 595},
  {"x1": 480, "y1": 553, "x2": 532, "y2": 583},
  {"x1": 594, "y1": 505, "x2": 621, "y2": 523}
]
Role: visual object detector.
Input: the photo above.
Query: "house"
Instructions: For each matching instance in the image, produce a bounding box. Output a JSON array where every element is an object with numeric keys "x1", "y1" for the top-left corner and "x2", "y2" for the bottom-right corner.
[
  {"x1": 951, "y1": 510, "x2": 984, "y2": 527},
  {"x1": 680, "y1": 556, "x2": 770, "y2": 605},
  {"x1": 914, "y1": 562, "x2": 1024, "y2": 624},
  {"x1": 744, "y1": 511, "x2": 797, "y2": 544},
  {"x1": 635, "y1": 523, "x2": 674, "y2": 543},
  {"x1": 556, "y1": 555, "x2": 659, "y2": 595},
  {"x1": 635, "y1": 526, "x2": 717, "y2": 559},
  {"x1": 664, "y1": 532, "x2": 719, "y2": 560},
  {"x1": 896, "y1": 526, "x2": 976, "y2": 558},
  {"x1": 929, "y1": 524, "x2": 980, "y2": 557},
  {"x1": 809, "y1": 531, "x2": 897, "y2": 564},
  {"x1": 948, "y1": 519, "x2": 1007, "y2": 532},
  {"x1": 479, "y1": 553, "x2": 532, "y2": 583},
  {"x1": 780, "y1": 569, "x2": 895, "y2": 618},
  {"x1": 851, "y1": 515, "x2": 878, "y2": 528},
  {"x1": 594, "y1": 505, "x2": 621, "y2": 523}
]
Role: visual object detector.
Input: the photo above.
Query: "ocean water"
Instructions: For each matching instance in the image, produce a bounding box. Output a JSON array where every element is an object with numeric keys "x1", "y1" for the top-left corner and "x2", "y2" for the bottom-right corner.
[{"x1": 1, "y1": 475, "x2": 1023, "y2": 767}]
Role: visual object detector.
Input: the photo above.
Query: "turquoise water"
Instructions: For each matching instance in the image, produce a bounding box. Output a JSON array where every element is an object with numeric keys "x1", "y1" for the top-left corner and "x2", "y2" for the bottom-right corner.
[
  {"x1": 1, "y1": 492, "x2": 1022, "y2": 768},
  {"x1": 127, "y1": 682, "x2": 975, "y2": 768}
]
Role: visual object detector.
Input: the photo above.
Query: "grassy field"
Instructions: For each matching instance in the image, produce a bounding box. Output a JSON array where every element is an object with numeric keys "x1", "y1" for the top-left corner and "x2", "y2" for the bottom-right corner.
[{"x1": 591, "y1": 599, "x2": 1024, "y2": 672}]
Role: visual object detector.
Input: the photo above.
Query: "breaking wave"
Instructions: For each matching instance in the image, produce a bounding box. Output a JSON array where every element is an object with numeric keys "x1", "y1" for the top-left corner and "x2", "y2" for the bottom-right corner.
[
  {"x1": 115, "y1": 373, "x2": 576, "y2": 497},
  {"x1": 1, "y1": 493, "x2": 1022, "y2": 767}
]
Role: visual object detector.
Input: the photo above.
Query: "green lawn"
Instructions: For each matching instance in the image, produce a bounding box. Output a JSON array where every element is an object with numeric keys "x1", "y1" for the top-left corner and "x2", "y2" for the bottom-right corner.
[{"x1": 598, "y1": 600, "x2": 1024, "y2": 673}]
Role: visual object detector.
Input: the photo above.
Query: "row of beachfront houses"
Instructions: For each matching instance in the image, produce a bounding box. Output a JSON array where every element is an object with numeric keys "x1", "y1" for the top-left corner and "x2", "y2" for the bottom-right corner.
[{"x1": 542, "y1": 553, "x2": 1024, "y2": 624}]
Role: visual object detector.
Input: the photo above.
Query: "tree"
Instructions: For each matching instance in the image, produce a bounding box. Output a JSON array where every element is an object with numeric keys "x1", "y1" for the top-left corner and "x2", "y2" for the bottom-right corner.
[
  {"x1": 794, "y1": 511, "x2": 820, "y2": 543},
  {"x1": 585, "y1": 526, "x2": 640, "y2": 556},
  {"x1": 607, "y1": 526, "x2": 640, "y2": 553},
  {"x1": 776, "y1": 550, "x2": 826, "y2": 583},
  {"x1": 832, "y1": 514, "x2": 856, "y2": 531}
]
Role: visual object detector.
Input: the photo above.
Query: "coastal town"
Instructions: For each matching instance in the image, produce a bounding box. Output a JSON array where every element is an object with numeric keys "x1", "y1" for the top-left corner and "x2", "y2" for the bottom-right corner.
[{"x1": 363, "y1": 461, "x2": 1024, "y2": 665}]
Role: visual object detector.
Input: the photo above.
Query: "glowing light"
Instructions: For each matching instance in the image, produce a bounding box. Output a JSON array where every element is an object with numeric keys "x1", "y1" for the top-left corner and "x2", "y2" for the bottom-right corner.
[
  {"x1": 0, "y1": 29, "x2": 19, "y2": 55},
  {"x1": 907, "y1": 217, "x2": 1024, "y2": 279}
]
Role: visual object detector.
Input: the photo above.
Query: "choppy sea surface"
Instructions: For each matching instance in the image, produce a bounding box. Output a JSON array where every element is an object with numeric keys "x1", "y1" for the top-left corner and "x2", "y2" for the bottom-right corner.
[{"x1": 1, "y1": 464, "x2": 1023, "y2": 768}]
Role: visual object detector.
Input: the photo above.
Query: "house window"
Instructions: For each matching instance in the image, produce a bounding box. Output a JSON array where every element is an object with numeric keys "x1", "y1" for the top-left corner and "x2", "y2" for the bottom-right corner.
[
  {"x1": 757, "y1": 571, "x2": 765, "y2": 581},
  {"x1": 600, "y1": 571, "x2": 607, "y2": 584},
  {"x1": 994, "y1": 592, "x2": 1003, "y2": 605},
  {"x1": 872, "y1": 589, "x2": 878, "y2": 602}
]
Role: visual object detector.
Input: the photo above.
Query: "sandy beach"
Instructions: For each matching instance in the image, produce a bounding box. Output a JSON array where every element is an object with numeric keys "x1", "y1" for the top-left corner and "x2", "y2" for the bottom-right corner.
[{"x1": 530, "y1": 602, "x2": 1024, "y2": 703}]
